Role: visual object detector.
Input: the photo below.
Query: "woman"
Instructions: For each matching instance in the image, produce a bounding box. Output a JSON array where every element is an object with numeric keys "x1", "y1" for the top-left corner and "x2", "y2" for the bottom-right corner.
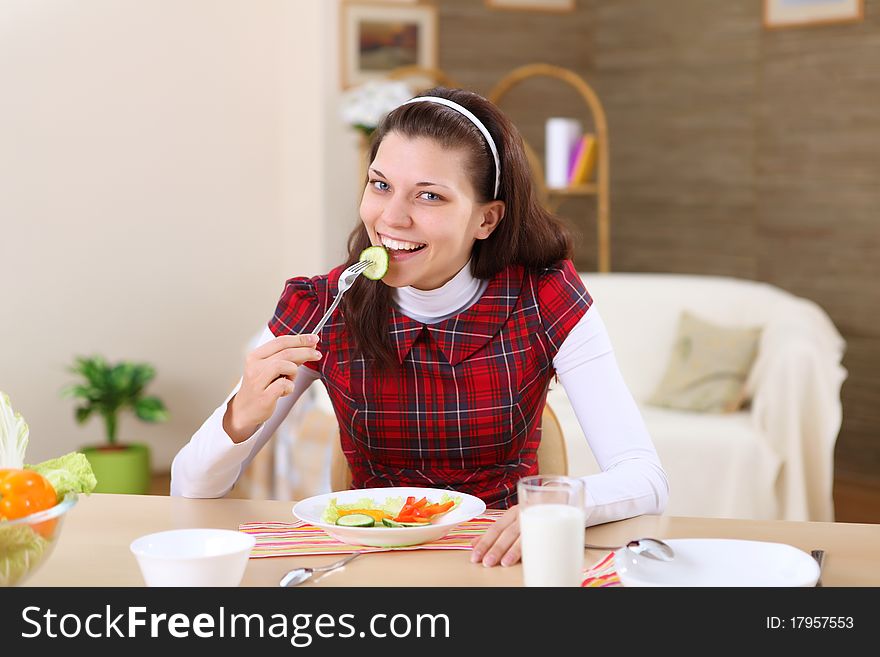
[{"x1": 171, "y1": 88, "x2": 668, "y2": 568}]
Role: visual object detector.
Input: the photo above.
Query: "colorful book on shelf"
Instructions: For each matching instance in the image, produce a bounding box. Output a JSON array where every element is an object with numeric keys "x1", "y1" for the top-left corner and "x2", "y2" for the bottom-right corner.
[
  {"x1": 566, "y1": 137, "x2": 584, "y2": 184},
  {"x1": 567, "y1": 134, "x2": 597, "y2": 186}
]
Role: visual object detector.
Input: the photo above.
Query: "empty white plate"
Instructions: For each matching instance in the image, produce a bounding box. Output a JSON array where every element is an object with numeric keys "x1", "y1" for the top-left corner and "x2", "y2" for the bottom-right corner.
[{"x1": 614, "y1": 538, "x2": 820, "y2": 587}]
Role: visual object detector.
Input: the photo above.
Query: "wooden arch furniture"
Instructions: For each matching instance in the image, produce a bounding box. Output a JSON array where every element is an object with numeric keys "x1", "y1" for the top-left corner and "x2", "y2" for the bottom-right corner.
[{"x1": 488, "y1": 63, "x2": 611, "y2": 272}]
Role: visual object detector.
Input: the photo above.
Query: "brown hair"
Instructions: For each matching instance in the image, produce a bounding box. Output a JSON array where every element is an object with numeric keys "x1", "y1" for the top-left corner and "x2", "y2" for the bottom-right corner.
[{"x1": 341, "y1": 87, "x2": 573, "y2": 369}]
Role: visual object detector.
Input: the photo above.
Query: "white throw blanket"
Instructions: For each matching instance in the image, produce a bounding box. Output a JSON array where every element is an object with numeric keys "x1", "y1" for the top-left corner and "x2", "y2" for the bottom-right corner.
[{"x1": 746, "y1": 293, "x2": 847, "y2": 521}]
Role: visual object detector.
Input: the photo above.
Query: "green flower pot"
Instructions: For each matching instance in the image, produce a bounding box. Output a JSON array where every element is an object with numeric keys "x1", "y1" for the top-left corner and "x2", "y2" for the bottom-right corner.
[{"x1": 82, "y1": 443, "x2": 151, "y2": 494}]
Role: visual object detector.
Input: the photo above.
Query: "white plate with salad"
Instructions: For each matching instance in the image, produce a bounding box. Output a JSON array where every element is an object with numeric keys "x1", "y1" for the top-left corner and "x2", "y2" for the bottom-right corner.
[{"x1": 293, "y1": 487, "x2": 487, "y2": 547}]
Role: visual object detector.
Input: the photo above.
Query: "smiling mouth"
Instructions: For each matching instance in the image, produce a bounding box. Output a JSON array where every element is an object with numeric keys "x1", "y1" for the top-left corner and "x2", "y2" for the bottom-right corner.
[{"x1": 379, "y1": 234, "x2": 427, "y2": 254}]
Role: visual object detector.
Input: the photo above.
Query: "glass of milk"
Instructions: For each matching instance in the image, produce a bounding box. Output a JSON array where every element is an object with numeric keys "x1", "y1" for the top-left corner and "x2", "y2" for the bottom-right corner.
[{"x1": 517, "y1": 475, "x2": 586, "y2": 587}]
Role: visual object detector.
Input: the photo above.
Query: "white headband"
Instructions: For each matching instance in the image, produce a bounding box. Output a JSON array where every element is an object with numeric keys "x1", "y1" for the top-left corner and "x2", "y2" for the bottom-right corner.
[{"x1": 400, "y1": 96, "x2": 501, "y2": 199}]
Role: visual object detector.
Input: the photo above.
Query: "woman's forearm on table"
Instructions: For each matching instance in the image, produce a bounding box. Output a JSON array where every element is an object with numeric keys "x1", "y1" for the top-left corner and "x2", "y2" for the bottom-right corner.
[
  {"x1": 554, "y1": 307, "x2": 670, "y2": 523},
  {"x1": 580, "y1": 459, "x2": 669, "y2": 525}
]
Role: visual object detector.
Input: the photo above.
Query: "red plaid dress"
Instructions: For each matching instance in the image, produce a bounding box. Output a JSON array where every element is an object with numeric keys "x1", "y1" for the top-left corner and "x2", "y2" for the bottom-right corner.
[{"x1": 269, "y1": 260, "x2": 591, "y2": 508}]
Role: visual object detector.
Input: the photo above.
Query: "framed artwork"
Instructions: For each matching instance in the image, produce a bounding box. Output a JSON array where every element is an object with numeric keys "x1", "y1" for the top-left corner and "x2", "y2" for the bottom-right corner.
[
  {"x1": 764, "y1": 0, "x2": 864, "y2": 29},
  {"x1": 485, "y1": 0, "x2": 575, "y2": 11},
  {"x1": 341, "y1": 2, "x2": 438, "y2": 88}
]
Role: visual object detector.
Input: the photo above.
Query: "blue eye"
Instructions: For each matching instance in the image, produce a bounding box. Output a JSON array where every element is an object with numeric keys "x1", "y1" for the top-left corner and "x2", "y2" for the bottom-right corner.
[
  {"x1": 419, "y1": 191, "x2": 441, "y2": 201},
  {"x1": 370, "y1": 180, "x2": 389, "y2": 191}
]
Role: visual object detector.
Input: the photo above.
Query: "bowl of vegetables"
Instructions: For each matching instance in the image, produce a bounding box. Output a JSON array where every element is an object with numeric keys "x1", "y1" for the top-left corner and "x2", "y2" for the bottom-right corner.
[
  {"x1": 0, "y1": 489, "x2": 79, "y2": 587},
  {"x1": 293, "y1": 487, "x2": 487, "y2": 548},
  {"x1": 1, "y1": 392, "x2": 97, "y2": 586}
]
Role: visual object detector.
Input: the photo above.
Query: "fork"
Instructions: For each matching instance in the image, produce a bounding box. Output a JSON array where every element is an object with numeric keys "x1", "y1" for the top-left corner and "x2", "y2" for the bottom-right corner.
[
  {"x1": 310, "y1": 260, "x2": 371, "y2": 334},
  {"x1": 811, "y1": 549, "x2": 825, "y2": 587}
]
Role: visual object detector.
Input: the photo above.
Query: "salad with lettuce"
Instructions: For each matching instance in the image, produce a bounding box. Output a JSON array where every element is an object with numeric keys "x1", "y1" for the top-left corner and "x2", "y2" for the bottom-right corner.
[
  {"x1": 1, "y1": 391, "x2": 97, "y2": 586},
  {"x1": 322, "y1": 494, "x2": 462, "y2": 528}
]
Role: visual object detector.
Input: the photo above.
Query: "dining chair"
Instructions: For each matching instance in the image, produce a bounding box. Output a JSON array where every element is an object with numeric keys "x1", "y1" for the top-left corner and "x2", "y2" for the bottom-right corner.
[{"x1": 329, "y1": 402, "x2": 569, "y2": 491}]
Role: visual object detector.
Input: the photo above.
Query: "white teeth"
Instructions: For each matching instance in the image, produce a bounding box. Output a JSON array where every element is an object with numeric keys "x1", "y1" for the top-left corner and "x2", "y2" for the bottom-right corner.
[{"x1": 379, "y1": 235, "x2": 426, "y2": 251}]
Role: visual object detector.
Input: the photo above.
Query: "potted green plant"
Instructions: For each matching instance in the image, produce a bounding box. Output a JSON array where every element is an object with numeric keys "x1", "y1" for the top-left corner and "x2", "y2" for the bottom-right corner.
[{"x1": 62, "y1": 356, "x2": 168, "y2": 494}]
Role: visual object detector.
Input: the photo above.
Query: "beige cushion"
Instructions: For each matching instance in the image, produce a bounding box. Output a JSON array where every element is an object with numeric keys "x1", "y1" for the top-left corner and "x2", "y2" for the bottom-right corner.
[{"x1": 648, "y1": 311, "x2": 761, "y2": 413}]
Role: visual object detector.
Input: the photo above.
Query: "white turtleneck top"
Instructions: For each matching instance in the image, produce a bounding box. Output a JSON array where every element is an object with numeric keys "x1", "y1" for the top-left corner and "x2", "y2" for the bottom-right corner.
[{"x1": 171, "y1": 263, "x2": 669, "y2": 527}]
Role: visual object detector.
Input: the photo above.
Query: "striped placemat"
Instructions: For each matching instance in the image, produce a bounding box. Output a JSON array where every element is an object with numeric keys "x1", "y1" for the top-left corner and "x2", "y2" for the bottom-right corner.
[
  {"x1": 240, "y1": 512, "x2": 623, "y2": 586},
  {"x1": 581, "y1": 551, "x2": 622, "y2": 587},
  {"x1": 239, "y1": 510, "x2": 508, "y2": 558}
]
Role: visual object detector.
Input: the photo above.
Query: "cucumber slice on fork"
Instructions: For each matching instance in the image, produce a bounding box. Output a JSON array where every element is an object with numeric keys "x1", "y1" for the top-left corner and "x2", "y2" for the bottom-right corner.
[{"x1": 359, "y1": 246, "x2": 390, "y2": 281}]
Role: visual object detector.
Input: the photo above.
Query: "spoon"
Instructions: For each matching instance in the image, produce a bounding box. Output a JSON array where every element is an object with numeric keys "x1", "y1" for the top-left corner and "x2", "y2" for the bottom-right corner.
[
  {"x1": 584, "y1": 538, "x2": 675, "y2": 561},
  {"x1": 279, "y1": 551, "x2": 364, "y2": 587}
]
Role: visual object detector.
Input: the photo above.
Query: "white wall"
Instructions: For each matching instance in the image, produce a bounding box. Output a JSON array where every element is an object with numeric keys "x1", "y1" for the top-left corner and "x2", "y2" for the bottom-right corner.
[
  {"x1": 0, "y1": 0, "x2": 352, "y2": 470},
  {"x1": 321, "y1": 0, "x2": 365, "y2": 268}
]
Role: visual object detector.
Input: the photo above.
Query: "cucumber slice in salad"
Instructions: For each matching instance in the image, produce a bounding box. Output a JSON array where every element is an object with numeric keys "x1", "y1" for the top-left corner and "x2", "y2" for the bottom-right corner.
[
  {"x1": 335, "y1": 513, "x2": 375, "y2": 528},
  {"x1": 381, "y1": 518, "x2": 430, "y2": 528},
  {"x1": 359, "y1": 246, "x2": 390, "y2": 281}
]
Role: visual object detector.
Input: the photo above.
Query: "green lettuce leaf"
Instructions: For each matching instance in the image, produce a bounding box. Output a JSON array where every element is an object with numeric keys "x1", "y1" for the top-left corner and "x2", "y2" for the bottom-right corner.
[
  {"x1": 321, "y1": 496, "x2": 406, "y2": 524},
  {"x1": 27, "y1": 452, "x2": 97, "y2": 498},
  {"x1": 0, "y1": 523, "x2": 50, "y2": 586},
  {"x1": 438, "y1": 493, "x2": 463, "y2": 510}
]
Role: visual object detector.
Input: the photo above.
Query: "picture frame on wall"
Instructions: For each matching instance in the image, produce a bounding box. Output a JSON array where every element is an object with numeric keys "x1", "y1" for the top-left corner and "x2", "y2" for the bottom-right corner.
[
  {"x1": 485, "y1": 0, "x2": 576, "y2": 11},
  {"x1": 341, "y1": 2, "x2": 438, "y2": 88},
  {"x1": 763, "y1": 0, "x2": 864, "y2": 29}
]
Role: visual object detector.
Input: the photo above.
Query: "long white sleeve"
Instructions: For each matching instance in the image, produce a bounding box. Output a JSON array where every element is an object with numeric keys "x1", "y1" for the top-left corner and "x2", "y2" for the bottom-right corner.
[
  {"x1": 553, "y1": 306, "x2": 669, "y2": 526},
  {"x1": 170, "y1": 327, "x2": 320, "y2": 498}
]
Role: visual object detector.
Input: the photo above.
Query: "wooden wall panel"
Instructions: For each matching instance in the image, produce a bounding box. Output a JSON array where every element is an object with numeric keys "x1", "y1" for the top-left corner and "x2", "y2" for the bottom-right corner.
[
  {"x1": 439, "y1": 0, "x2": 880, "y2": 483},
  {"x1": 589, "y1": 0, "x2": 760, "y2": 276},
  {"x1": 755, "y1": 5, "x2": 880, "y2": 483}
]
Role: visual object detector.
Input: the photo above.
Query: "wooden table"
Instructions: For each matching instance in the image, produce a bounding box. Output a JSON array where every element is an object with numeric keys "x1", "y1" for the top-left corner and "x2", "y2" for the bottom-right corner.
[{"x1": 23, "y1": 493, "x2": 880, "y2": 587}]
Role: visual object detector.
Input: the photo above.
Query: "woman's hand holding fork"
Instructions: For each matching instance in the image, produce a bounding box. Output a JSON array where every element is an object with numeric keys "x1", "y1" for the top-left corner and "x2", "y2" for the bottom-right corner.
[
  {"x1": 222, "y1": 261, "x2": 370, "y2": 443},
  {"x1": 222, "y1": 334, "x2": 323, "y2": 443}
]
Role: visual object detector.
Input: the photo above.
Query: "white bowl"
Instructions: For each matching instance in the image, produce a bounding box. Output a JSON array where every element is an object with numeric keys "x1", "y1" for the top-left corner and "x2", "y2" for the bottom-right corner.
[
  {"x1": 293, "y1": 487, "x2": 487, "y2": 548},
  {"x1": 130, "y1": 528, "x2": 255, "y2": 587}
]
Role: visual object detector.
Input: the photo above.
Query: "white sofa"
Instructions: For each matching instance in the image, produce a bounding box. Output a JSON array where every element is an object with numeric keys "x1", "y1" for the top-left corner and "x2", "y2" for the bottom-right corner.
[{"x1": 547, "y1": 272, "x2": 847, "y2": 522}]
